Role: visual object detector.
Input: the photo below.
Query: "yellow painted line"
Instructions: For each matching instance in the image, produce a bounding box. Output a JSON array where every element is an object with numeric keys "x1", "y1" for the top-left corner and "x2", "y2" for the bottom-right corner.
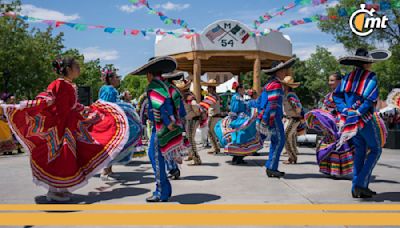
[
  {"x1": 0, "y1": 213, "x2": 400, "y2": 226},
  {"x1": 0, "y1": 204, "x2": 400, "y2": 211}
]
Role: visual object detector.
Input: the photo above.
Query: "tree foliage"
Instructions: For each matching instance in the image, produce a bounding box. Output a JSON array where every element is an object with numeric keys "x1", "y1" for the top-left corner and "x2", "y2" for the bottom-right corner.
[
  {"x1": 120, "y1": 75, "x2": 148, "y2": 99},
  {"x1": 318, "y1": 0, "x2": 400, "y2": 99},
  {"x1": 319, "y1": 0, "x2": 400, "y2": 50}
]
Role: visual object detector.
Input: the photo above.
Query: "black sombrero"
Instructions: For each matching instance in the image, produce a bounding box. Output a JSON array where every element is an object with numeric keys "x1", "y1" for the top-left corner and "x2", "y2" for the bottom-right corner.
[
  {"x1": 339, "y1": 48, "x2": 391, "y2": 67},
  {"x1": 130, "y1": 56, "x2": 177, "y2": 75},
  {"x1": 262, "y1": 57, "x2": 296, "y2": 75}
]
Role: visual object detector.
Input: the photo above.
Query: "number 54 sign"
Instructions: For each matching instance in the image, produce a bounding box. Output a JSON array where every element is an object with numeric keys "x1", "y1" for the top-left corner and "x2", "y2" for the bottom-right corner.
[{"x1": 205, "y1": 21, "x2": 251, "y2": 48}]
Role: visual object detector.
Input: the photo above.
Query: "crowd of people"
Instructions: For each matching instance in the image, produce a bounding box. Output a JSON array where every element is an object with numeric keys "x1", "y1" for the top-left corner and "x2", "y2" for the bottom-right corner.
[{"x1": 0, "y1": 47, "x2": 399, "y2": 202}]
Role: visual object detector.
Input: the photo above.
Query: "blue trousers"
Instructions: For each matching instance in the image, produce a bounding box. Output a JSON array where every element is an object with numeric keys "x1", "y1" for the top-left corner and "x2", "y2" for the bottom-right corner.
[
  {"x1": 265, "y1": 118, "x2": 285, "y2": 171},
  {"x1": 165, "y1": 159, "x2": 179, "y2": 172},
  {"x1": 351, "y1": 120, "x2": 382, "y2": 190},
  {"x1": 148, "y1": 131, "x2": 172, "y2": 200}
]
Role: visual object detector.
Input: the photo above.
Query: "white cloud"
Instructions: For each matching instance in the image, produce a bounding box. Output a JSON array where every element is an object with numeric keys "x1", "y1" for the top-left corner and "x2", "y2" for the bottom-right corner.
[
  {"x1": 118, "y1": 4, "x2": 143, "y2": 13},
  {"x1": 154, "y1": 2, "x2": 190, "y2": 11},
  {"x1": 294, "y1": 43, "x2": 348, "y2": 60},
  {"x1": 21, "y1": 4, "x2": 79, "y2": 21},
  {"x1": 81, "y1": 47, "x2": 119, "y2": 61}
]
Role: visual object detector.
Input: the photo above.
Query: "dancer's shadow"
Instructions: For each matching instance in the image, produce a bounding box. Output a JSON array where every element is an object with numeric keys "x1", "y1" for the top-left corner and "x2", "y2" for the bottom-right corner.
[
  {"x1": 110, "y1": 171, "x2": 155, "y2": 186},
  {"x1": 92, "y1": 171, "x2": 154, "y2": 186},
  {"x1": 225, "y1": 159, "x2": 265, "y2": 167},
  {"x1": 170, "y1": 193, "x2": 221, "y2": 204},
  {"x1": 34, "y1": 187, "x2": 150, "y2": 206},
  {"x1": 197, "y1": 162, "x2": 220, "y2": 167},
  {"x1": 296, "y1": 161, "x2": 318, "y2": 165},
  {"x1": 283, "y1": 173, "x2": 334, "y2": 180},
  {"x1": 378, "y1": 163, "x2": 400, "y2": 170},
  {"x1": 125, "y1": 160, "x2": 151, "y2": 167},
  {"x1": 362, "y1": 192, "x2": 400, "y2": 202},
  {"x1": 181, "y1": 175, "x2": 218, "y2": 181},
  {"x1": 370, "y1": 176, "x2": 400, "y2": 184}
]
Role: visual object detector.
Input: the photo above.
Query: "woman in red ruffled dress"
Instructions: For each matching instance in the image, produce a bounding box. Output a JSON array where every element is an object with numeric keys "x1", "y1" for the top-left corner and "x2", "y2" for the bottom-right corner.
[{"x1": 2, "y1": 58, "x2": 130, "y2": 202}]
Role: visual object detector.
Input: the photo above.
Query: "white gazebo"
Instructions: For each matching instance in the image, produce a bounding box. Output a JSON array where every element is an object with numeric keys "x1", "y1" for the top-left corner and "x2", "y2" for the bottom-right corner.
[{"x1": 155, "y1": 19, "x2": 293, "y2": 101}]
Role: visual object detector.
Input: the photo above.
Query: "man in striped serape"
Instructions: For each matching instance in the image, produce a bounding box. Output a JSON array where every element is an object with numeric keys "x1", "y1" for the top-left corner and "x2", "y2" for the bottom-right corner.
[
  {"x1": 130, "y1": 56, "x2": 186, "y2": 203},
  {"x1": 200, "y1": 79, "x2": 222, "y2": 155},
  {"x1": 334, "y1": 48, "x2": 390, "y2": 198},
  {"x1": 259, "y1": 57, "x2": 296, "y2": 178}
]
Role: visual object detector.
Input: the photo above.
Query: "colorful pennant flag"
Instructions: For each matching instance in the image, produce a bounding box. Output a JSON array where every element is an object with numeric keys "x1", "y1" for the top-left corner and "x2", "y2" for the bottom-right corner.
[
  {"x1": 0, "y1": 13, "x2": 196, "y2": 39},
  {"x1": 127, "y1": 0, "x2": 193, "y2": 32},
  {"x1": 253, "y1": 0, "x2": 330, "y2": 30},
  {"x1": 275, "y1": 0, "x2": 400, "y2": 31}
]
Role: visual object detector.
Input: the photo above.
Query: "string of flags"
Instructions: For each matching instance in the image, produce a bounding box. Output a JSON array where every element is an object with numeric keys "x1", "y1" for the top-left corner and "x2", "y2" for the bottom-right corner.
[
  {"x1": 128, "y1": 0, "x2": 194, "y2": 32},
  {"x1": 275, "y1": 0, "x2": 400, "y2": 31},
  {"x1": 0, "y1": 12, "x2": 197, "y2": 39},
  {"x1": 253, "y1": 0, "x2": 329, "y2": 30}
]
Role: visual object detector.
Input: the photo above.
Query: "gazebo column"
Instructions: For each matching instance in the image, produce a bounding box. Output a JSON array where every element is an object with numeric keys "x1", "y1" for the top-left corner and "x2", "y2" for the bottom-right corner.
[
  {"x1": 253, "y1": 57, "x2": 261, "y2": 94},
  {"x1": 193, "y1": 57, "x2": 202, "y2": 102}
]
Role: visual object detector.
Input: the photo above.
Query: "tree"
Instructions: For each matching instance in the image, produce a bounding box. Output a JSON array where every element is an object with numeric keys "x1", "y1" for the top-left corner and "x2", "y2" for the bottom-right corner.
[
  {"x1": 120, "y1": 75, "x2": 148, "y2": 99},
  {"x1": 0, "y1": 0, "x2": 64, "y2": 99},
  {"x1": 291, "y1": 47, "x2": 352, "y2": 108},
  {"x1": 319, "y1": 0, "x2": 400, "y2": 99},
  {"x1": 62, "y1": 49, "x2": 104, "y2": 101},
  {"x1": 319, "y1": 0, "x2": 400, "y2": 50}
]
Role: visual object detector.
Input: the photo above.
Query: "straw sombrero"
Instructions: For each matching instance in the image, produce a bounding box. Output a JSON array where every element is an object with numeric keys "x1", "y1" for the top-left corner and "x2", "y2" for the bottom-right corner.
[
  {"x1": 201, "y1": 79, "x2": 218, "y2": 87},
  {"x1": 162, "y1": 71, "x2": 184, "y2": 80},
  {"x1": 175, "y1": 79, "x2": 192, "y2": 91},
  {"x1": 339, "y1": 48, "x2": 391, "y2": 67},
  {"x1": 263, "y1": 57, "x2": 296, "y2": 75},
  {"x1": 279, "y1": 76, "x2": 300, "y2": 88},
  {"x1": 130, "y1": 56, "x2": 177, "y2": 75}
]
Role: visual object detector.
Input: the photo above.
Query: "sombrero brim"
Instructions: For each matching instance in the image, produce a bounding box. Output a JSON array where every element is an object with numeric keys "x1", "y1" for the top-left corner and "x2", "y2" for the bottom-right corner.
[
  {"x1": 282, "y1": 82, "x2": 300, "y2": 88},
  {"x1": 339, "y1": 50, "x2": 391, "y2": 66},
  {"x1": 338, "y1": 56, "x2": 376, "y2": 66},
  {"x1": 201, "y1": 82, "x2": 219, "y2": 87},
  {"x1": 162, "y1": 71, "x2": 184, "y2": 80},
  {"x1": 176, "y1": 80, "x2": 192, "y2": 91},
  {"x1": 130, "y1": 56, "x2": 177, "y2": 75},
  {"x1": 262, "y1": 57, "x2": 296, "y2": 74}
]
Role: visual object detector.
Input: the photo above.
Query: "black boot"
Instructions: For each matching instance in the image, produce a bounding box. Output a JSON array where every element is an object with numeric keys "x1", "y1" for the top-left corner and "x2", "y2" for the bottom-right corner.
[
  {"x1": 266, "y1": 169, "x2": 285, "y2": 178},
  {"x1": 232, "y1": 156, "x2": 238, "y2": 165},
  {"x1": 237, "y1": 156, "x2": 247, "y2": 164},
  {"x1": 352, "y1": 186, "x2": 373, "y2": 198},
  {"x1": 366, "y1": 188, "x2": 377, "y2": 195},
  {"x1": 169, "y1": 168, "x2": 180, "y2": 180},
  {"x1": 146, "y1": 195, "x2": 168, "y2": 202}
]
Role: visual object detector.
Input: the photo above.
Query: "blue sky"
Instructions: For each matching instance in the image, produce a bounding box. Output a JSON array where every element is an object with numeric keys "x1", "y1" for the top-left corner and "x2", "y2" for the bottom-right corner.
[{"x1": 19, "y1": 0, "x2": 348, "y2": 76}]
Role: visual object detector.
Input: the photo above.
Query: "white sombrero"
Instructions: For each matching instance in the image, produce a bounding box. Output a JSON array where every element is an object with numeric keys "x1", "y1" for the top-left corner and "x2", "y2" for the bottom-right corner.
[
  {"x1": 279, "y1": 76, "x2": 301, "y2": 88},
  {"x1": 201, "y1": 79, "x2": 219, "y2": 87}
]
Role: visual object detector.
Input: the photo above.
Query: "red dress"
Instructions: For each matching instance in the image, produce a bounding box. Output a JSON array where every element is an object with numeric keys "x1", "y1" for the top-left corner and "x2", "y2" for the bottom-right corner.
[{"x1": 3, "y1": 78, "x2": 129, "y2": 190}]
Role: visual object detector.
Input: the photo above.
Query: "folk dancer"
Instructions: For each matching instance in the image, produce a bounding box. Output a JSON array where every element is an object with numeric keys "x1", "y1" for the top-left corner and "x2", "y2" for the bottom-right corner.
[
  {"x1": 259, "y1": 57, "x2": 296, "y2": 178},
  {"x1": 130, "y1": 56, "x2": 186, "y2": 202},
  {"x1": 1, "y1": 57, "x2": 131, "y2": 201},
  {"x1": 200, "y1": 79, "x2": 222, "y2": 155},
  {"x1": 280, "y1": 76, "x2": 303, "y2": 164},
  {"x1": 334, "y1": 48, "x2": 390, "y2": 198}
]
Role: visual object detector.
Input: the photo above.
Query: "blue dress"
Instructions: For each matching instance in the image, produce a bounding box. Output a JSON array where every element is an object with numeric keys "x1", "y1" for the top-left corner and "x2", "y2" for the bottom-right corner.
[
  {"x1": 99, "y1": 85, "x2": 142, "y2": 164},
  {"x1": 214, "y1": 93, "x2": 262, "y2": 156}
]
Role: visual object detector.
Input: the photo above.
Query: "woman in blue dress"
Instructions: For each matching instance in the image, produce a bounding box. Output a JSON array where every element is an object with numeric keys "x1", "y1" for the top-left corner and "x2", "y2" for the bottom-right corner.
[
  {"x1": 99, "y1": 67, "x2": 143, "y2": 180},
  {"x1": 215, "y1": 84, "x2": 262, "y2": 165}
]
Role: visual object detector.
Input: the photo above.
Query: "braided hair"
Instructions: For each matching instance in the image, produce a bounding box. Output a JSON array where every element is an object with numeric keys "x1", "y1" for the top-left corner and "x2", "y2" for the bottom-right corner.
[{"x1": 52, "y1": 57, "x2": 77, "y2": 76}]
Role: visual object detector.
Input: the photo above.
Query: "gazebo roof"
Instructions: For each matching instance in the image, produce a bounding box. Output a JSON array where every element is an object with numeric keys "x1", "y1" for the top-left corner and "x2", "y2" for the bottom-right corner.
[{"x1": 155, "y1": 19, "x2": 293, "y2": 73}]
